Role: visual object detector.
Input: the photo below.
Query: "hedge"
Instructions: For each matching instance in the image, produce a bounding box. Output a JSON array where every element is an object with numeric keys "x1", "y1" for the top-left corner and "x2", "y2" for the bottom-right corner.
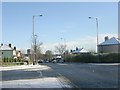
[{"x1": 65, "y1": 53, "x2": 120, "y2": 63}]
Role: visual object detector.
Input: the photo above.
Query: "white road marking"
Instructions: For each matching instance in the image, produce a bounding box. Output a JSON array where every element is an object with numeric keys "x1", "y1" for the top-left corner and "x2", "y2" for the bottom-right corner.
[{"x1": 89, "y1": 63, "x2": 120, "y2": 66}]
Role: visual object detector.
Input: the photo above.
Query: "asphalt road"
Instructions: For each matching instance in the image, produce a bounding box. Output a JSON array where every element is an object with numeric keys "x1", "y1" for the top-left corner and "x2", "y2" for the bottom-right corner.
[
  {"x1": 42, "y1": 63, "x2": 119, "y2": 88},
  {"x1": 2, "y1": 63, "x2": 120, "y2": 88}
]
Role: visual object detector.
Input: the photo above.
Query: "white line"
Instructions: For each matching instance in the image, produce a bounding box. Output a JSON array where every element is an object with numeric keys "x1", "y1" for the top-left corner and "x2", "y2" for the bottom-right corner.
[
  {"x1": 36, "y1": 70, "x2": 43, "y2": 77},
  {"x1": 39, "y1": 71, "x2": 43, "y2": 77},
  {"x1": 89, "y1": 63, "x2": 120, "y2": 66}
]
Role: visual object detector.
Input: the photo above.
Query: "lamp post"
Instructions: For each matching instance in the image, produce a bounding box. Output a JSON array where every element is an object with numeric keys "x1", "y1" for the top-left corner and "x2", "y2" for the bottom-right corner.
[
  {"x1": 89, "y1": 16, "x2": 99, "y2": 53},
  {"x1": 32, "y1": 14, "x2": 42, "y2": 65},
  {"x1": 60, "y1": 38, "x2": 67, "y2": 60},
  {"x1": 60, "y1": 38, "x2": 66, "y2": 50}
]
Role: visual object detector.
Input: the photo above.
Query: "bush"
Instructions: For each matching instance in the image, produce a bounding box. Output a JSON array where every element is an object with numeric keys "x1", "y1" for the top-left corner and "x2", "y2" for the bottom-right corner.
[
  {"x1": 66, "y1": 53, "x2": 120, "y2": 63},
  {"x1": 99, "y1": 53, "x2": 120, "y2": 63}
]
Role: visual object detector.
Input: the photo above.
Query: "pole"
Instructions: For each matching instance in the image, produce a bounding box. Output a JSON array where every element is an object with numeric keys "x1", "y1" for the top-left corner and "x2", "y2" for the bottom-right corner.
[
  {"x1": 89, "y1": 17, "x2": 99, "y2": 53},
  {"x1": 32, "y1": 15, "x2": 42, "y2": 65},
  {"x1": 95, "y1": 18, "x2": 99, "y2": 63},
  {"x1": 96, "y1": 18, "x2": 99, "y2": 53},
  {"x1": 61, "y1": 38, "x2": 66, "y2": 60},
  {"x1": 33, "y1": 16, "x2": 35, "y2": 65},
  {"x1": 89, "y1": 16, "x2": 99, "y2": 62}
]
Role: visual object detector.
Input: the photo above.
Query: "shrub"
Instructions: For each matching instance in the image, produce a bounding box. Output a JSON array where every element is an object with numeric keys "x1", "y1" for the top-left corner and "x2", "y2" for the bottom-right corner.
[
  {"x1": 65, "y1": 53, "x2": 120, "y2": 63},
  {"x1": 99, "y1": 53, "x2": 120, "y2": 63}
]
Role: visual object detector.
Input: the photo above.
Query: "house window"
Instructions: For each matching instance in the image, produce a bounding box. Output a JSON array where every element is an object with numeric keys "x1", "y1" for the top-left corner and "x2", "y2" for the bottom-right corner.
[{"x1": 2, "y1": 52, "x2": 3, "y2": 54}]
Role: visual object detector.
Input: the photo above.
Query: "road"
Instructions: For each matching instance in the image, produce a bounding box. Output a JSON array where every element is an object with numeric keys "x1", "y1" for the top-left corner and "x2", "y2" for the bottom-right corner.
[
  {"x1": 2, "y1": 63, "x2": 120, "y2": 89},
  {"x1": 42, "y1": 63, "x2": 119, "y2": 88}
]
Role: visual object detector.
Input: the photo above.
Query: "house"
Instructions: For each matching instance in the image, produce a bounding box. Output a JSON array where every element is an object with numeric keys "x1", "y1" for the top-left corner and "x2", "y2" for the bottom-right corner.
[
  {"x1": 98, "y1": 36, "x2": 120, "y2": 53},
  {"x1": 0, "y1": 43, "x2": 22, "y2": 59},
  {"x1": 0, "y1": 44, "x2": 13, "y2": 59},
  {"x1": 71, "y1": 48, "x2": 89, "y2": 54}
]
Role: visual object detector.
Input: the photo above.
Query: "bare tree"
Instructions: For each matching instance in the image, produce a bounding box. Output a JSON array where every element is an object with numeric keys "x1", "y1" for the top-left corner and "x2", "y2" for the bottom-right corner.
[
  {"x1": 36, "y1": 42, "x2": 43, "y2": 60},
  {"x1": 31, "y1": 41, "x2": 43, "y2": 64},
  {"x1": 55, "y1": 44, "x2": 66, "y2": 55}
]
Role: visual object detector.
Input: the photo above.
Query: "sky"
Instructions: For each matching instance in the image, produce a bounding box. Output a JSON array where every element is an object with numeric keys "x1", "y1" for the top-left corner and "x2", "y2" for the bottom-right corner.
[{"x1": 1, "y1": 1, "x2": 118, "y2": 53}]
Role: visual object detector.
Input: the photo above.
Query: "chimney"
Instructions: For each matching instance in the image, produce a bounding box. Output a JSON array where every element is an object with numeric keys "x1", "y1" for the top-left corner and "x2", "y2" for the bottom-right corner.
[
  {"x1": 14, "y1": 47, "x2": 16, "y2": 50},
  {"x1": 105, "y1": 36, "x2": 109, "y2": 41},
  {"x1": 9, "y1": 43, "x2": 11, "y2": 47},
  {"x1": 1, "y1": 43, "x2": 3, "y2": 46},
  {"x1": 76, "y1": 47, "x2": 79, "y2": 50}
]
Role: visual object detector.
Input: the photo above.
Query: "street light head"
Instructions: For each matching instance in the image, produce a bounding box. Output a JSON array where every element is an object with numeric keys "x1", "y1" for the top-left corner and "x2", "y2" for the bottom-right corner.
[
  {"x1": 34, "y1": 34, "x2": 37, "y2": 37},
  {"x1": 88, "y1": 16, "x2": 92, "y2": 19},
  {"x1": 34, "y1": 34, "x2": 38, "y2": 38},
  {"x1": 39, "y1": 15, "x2": 43, "y2": 16}
]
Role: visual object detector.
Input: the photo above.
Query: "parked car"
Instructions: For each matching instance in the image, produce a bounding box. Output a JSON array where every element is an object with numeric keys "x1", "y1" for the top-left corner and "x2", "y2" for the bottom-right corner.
[
  {"x1": 38, "y1": 60, "x2": 44, "y2": 63},
  {"x1": 52, "y1": 60, "x2": 57, "y2": 63},
  {"x1": 45, "y1": 60, "x2": 49, "y2": 63},
  {"x1": 23, "y1": 56, "x2": 30, "y2": 65},
  {"x1": 58, "y1": 59, "x2": 65, "y2": 63}
]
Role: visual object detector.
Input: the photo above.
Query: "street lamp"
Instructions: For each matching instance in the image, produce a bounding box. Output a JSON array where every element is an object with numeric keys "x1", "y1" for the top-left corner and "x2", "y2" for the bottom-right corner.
[
  {"x1": 32, "y1": 14, "x2": 42, "y2": 65},
  {"x1": 89, "y1": 16, "x2": 99, "y2": 53},
  {"x1": 60, "y1": 38, "x2": 67, "y2": 59},
  {"x1": 60, "y1": 38, "x2": 66, "y2": 50}
]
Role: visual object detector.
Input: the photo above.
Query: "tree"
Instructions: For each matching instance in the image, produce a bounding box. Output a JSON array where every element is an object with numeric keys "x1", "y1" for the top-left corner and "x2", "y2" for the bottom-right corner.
[
  {"x1": 36, "y1": 43, "x2": 43, "y2": 60},
  {"x1": 31, "y1": 41, "x2": 43, "y2": 64},
  {"x1": 55, "y1": 44, "x2": 66, "y2": 55},
  {"x1": 44, "y1": 50, "x2": 53, "y2": 60}
]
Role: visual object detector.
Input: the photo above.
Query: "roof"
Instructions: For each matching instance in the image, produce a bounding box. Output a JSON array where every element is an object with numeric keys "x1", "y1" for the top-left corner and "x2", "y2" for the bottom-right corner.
[
  {"x1": 0, "y1": 44, "x2": 13, "y2": 51},
  {"x1": 99, "y1": 37, "x2": 120, "y2": 46},
  {"x1": 72, "y1": 48, "x2": 89, "y2": 54}
]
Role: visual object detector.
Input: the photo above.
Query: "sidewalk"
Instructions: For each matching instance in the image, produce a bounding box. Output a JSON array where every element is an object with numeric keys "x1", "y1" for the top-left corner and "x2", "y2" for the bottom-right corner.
[
  {"x1": 0, "y1": 64, "x2": 51, "y2": 71},
  {"x1": 2, "y1": 78, "x2": 63, "y2": 88},
  {"x1": 0, "y1": 64, "x2": 71, "y2": 88}
]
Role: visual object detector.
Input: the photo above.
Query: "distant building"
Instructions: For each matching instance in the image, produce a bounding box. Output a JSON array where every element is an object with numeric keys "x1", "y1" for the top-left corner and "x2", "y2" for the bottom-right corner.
[
  {"x1": 24, "y1": 49, "x2": 32, "y2": 60},
  {"x1": 27, "y1": 49, "x2": 31, "y2": 55},
  {"x1": 0, "y1": 44, "x2": 13, "y2": 59},
  {"x1": 71, "y1": 48, "x2": 89, "y2": 54},
  {"x1": 98, "y1": 36, "x2": 120, "y2": 53}
]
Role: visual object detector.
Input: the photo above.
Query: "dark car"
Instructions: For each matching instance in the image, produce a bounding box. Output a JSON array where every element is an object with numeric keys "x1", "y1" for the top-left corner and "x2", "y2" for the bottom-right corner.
[{"x1": 38, "y1": 60, "x2": 44, "y2": 63}]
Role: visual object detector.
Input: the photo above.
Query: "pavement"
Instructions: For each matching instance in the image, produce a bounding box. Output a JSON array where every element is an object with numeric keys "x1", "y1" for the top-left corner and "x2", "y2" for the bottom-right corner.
[
  {"x1": 0, "y1": 64, "x2": 72, "y2": 88},
  {"x1": 0, "y1": 64, "x2": 50, "y2": 71}
]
